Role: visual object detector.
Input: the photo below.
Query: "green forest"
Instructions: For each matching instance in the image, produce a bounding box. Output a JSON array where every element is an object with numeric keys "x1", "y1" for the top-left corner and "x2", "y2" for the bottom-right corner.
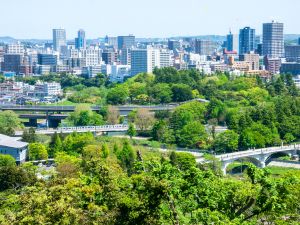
[
  {"x1": 0, "y1": 68, "x2": 299, "y2": 224},
  {"x1": 14, "y1": 68, "x2": 300, "y2": 152},
  {"x1": 0, "y1": 134, "x2": 300, "y2": 224}
]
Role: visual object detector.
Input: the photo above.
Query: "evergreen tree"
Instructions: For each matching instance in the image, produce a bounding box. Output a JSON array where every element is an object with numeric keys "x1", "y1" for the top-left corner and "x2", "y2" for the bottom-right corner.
[
  {"x1": 22, "y1": 128, "x2": 36, "y2": 143},
  {"x1": 117, "y1": 140, "x2": 136, "y2": 175},
  {"x1": 127, "y1": 123, "x2": 136, "y2": 139},
  {"x1": 49, "y1": 132, "x2": 62, "y2": 157},
  {"x1": 101, "y1": 144, "x2": 109, "y2": 158}
]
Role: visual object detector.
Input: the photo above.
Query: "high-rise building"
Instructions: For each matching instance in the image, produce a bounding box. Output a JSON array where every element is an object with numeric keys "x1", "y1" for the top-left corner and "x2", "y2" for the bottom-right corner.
[
  {"x1": 285, "y1": 45, "x2": 300, "y2": 62},
  {"x1": 298, "y1": 37, "x2": 300, "y2": 45},
  {"x1": 130, "y1": 49, "x2": 150, "y2": 76},
  {"x1": 131, "y1": 47, "x2": 171, "y2": 76},
  {"x1": 75, "y1": 29, "x2": 86, "y2": 49},
  {"x1": 120, "y1": 48, "x2": 131, "y2": 65},
  {"x1": 6, "y1": 43, "x2": 25, "y2": 55},
  {"x1": 38, "y1": 54, "x2": 58, "y2": 66},
  {"x1": 53, "y1": 29, "x2": 67, "y2": 52},
  {"x1": 168, "y1": 40, "x2": 181, "y2": 51},
  {"x1": 117, "y1": 35, "x2": 135, "y2": 50},
  {"x1": 3, "y1": 54, "x2": 23, "y2": 74},
  {"x1": 239, "y1": 27, "x2": 256, "y2": 55},
  {"x1": 262, "y1": 21, "x2": 284, "y2": 58},
  {"x1": 102, "y1": 49, "x2": 116, "y2": 65},
  {"x1": 195, "y1": 40, "x2": 216, "y2": 55},
  {"x1": 81, "y1": 48, "x2": 102, "y2": 66},
  {"x1": 159, "y1": 49, "x2": 172, "y2": 68},
  {"x1": 226, "y1": 31, "x2": 239, "y2": 53},
  {"x1": 105, "y1": 36, "x2": 118, "y2": 49},
  {"x1": 256, "y1": 43, "x2": 263, "y2": 56}
]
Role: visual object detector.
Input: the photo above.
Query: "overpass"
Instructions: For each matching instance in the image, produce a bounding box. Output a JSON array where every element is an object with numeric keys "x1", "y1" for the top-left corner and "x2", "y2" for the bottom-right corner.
[
  {"x1": 0, "y1": 104, "x2": 177, "y2": 113},
  {"x1": 0, "y1": 98, "x2": 208, "y2": 114},
  {"x1": 15, "y1": 124, "x2": 129, "y2": 136},
  {"x1": 214, "y1": 145, "x2": 300, "y2": 174},
  {"x1": 1, "y1": 104, "x2": 177, "y2": 128},
  {"x1": 1, "y1": 99, "x2": 209, "y2": 128}
]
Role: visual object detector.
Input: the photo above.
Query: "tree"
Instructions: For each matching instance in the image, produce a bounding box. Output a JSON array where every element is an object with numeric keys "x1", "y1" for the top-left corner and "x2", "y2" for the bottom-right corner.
[
  {"x1": 127, "y1": 110, "x2": 137, "y2": 123},
  {"x1": 101, "y1": 144, "x2": 109, "y2": 158},
  {"x1": 0, "y1": 111, "x2": 22, "y2": 135},
  {"x1": 49, "y1": 132, "x2": 62, "y2": 157},
  {"x1": 107, "y1": 86, "x2": 129, "y2": 104},
  {"x1": 135, "y1": 108, "x2": 155, "y2": 133},
  {"x1": 116, "y1": 140, "x2": 136, "y2": 175},
  {"x1": 172, "y1": 152, "x2": 196, "y2": 170},
  {"x1": 170, "y1": 101, "x2": 206, "y2": 131},
  {"x1": 0, "y1": 154, "x2": 15, "y2": 167},
  {"x1": 206, "y1": 98, "x2": 225, "y2": 123},
  {"x1": 152, "y1": 120, "x2": 167, "y2": 141},
  {"x1": 128, "y1": 82, "x2": 147, "y2": 103},
  {"x1": 171, "y1": 84, "x2": 193, "y2": 102},
  {"x1": 55, "y1": 152, "x2": 81, "y2": 178},
  {"x1": 22, "y1": 127, "x2": 36, "y2": 143},
  {"x1": 274, "y1": 76, "x2": 288, "y2": 95},
  {"x1": 62, "y1": 132, "x2": 95, "y2": 154},
  {"x1": 149, "y1": 83, "x2": 173, "y2": 104},
  {"x1": 0, "y1": 166, "x2": 36, "y2": 191},
  {"x1": 106, "y1": 106, "x2": 120, "y2": 125},
  {"x1": 239, "y1": 123, "x2": 280, "y2": 149},
  {"x1": 283, "y1": 133, "x2": 295, "y2": 144},
  {"x1": 127, "y1": 123, "x2": 136, "y2": 139},
  {"x1": 213, "y1": 130, "x2": 239, "y2": 153},
  {"x1": 28, "y1": 143, "x2": 48, "y2": 160},
  {"x1": 177, "y1": 121, "x2": 208, "y2": 148},
  {"x1": 68, "y1": 105, "x2": 104, "y2": 126}
]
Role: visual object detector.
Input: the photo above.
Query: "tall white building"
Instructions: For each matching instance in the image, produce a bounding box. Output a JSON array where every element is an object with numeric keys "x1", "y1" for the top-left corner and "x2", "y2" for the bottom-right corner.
[
  {"x1": 131, "y1": 46, "x2": 171, "y2": 76},
  {"x1": 262, "y1": 21, "x2": 284, "y2": 58},
  {"x1": 81, "y1": 48, "x2": 102, "y2": 66},
  {"x1": 53, "y1": 29, "x2": 66, "y2": 52},
  {"x1": 159, "y1": 49, "x2": 172, "y2": 68},
  {"x1": 6, "y1": 43, "x2": 25, "y2": 55}
]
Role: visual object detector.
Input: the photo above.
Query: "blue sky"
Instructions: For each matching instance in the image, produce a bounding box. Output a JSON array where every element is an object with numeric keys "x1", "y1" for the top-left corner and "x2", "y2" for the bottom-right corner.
[{"x1": 1, "y1": 0, "x2": 299, "y2": 39}]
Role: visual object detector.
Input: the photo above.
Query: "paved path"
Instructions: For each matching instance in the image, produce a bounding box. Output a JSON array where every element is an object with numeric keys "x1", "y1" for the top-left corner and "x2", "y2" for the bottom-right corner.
[{"x1": 268, "y1": 160, "x2": 300, "y2": 169}]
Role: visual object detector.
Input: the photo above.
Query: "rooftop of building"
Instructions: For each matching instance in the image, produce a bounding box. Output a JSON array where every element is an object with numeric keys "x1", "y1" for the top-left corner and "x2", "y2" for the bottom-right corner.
[{"x1": 0, "y1": 134, "x2": 28, "y2": 149}]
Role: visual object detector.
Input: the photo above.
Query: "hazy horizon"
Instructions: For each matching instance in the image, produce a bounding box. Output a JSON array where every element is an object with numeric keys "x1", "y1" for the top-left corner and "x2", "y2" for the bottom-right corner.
[{"x1": 1, "y1": 0, "x2": 299, "y2": 39}]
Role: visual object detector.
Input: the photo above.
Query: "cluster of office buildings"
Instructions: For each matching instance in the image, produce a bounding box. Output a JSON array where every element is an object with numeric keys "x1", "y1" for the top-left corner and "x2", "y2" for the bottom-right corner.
[{"x1": 0, "y1": 21, "x2": 299, "y2": 84}]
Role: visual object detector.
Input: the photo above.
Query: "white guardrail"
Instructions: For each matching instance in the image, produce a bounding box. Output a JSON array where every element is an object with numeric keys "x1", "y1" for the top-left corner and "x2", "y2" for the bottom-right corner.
[
  {"x1": 56, "y1": 124, "x2": 129, "y2": 132},
  {"x1": 217, "y1": 144, "x2": 300, "y2": 161},
  {"x1": 32, "y1": 125, "x2": 129, "y2": 134}
]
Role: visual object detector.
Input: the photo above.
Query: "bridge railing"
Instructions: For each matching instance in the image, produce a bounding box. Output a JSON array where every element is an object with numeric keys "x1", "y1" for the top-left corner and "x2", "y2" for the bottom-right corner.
[
  {"x1": 218, "y1": 144, "x2": 300, "y2": 161},
  {"x1": 56, "y1": 124, "x2": 129, "y2": 132}
]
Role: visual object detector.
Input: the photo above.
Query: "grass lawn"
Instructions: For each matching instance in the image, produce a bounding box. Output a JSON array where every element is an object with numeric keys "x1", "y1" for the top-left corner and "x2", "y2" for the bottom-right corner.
[{"x1": 266, "y1": 166, "x2": 300, "y2": 176}]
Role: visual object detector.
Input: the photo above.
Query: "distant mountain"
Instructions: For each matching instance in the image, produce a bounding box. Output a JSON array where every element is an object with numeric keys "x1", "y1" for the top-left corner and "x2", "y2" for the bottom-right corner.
[
  {"x1": 0, "y1": 34, "x2": 298, "y2": 45},
  {"x1": 0, "y1": 36, "x2": 17, "y2": 44},
  {"x1": 169, "y1": 35, "x2": 226, "y2": 42},
  {"x1": 284, "y1": 34, "x2": 300, "y2": 41}
]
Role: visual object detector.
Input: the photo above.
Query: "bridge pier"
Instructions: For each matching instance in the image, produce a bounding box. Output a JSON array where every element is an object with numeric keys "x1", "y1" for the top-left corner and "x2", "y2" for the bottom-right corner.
[
  {"x1": 221, "y1": 161, "x2": 231, "y2": 175},
  {"x1": 28, "y1": 118, "x2": 37, "y2": 127},
  {"x1": 260, "y1": 161, "x2": 266, "y2": 168},
  {"x1": 48, "y1": 119, "x2": 61, "y2": 128}
]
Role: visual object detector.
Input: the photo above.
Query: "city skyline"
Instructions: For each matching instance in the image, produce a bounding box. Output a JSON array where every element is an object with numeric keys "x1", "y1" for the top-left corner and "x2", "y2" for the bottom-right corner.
[{"x1": 0, "y1": 0, "x2": 299, "y2": 39}]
